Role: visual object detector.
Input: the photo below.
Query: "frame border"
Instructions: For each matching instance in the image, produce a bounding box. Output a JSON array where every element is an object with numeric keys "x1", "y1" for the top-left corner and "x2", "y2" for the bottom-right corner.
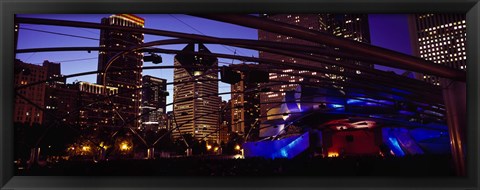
[{"x1": 1, "y1": 0, "x2": 479, "y2": 189}]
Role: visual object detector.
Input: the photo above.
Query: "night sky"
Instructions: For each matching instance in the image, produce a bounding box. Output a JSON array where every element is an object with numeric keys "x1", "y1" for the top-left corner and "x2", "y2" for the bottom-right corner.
[{"x1": 15, "y1": 14, "x2": 413, "y2": 111}]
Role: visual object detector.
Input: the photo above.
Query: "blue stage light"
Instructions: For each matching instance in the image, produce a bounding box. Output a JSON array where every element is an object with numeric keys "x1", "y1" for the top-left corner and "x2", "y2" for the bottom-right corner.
[{"x1": 388, "y1": 137, "x2": 406, "y2": 157}]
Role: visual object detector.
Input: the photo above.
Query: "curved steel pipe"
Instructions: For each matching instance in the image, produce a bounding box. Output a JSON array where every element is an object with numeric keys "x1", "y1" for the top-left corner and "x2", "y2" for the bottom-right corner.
[
  {"x1": 193, "y1": 14, "x2": 466, "y2": 81},
  {"x1": 17, "y1": 17, "x2": 465, "y2": 81}
]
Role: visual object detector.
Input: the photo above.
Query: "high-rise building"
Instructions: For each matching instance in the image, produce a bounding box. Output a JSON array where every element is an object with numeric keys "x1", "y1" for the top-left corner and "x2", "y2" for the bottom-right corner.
[
  {"x1": 219, "y1": 100, "x2": 232, "y2": 144},
  {"x1": 42, "y1": 60, "x2": 76, "y2": 126},
  {"x1": 173, "y1": 43, "x2": 220, "y2": 143},
  {"x1": 141, "y1": 75, "x2": 167, "y2": 131},
  {"x1": 325, "y1": 14, "x2": 372, "y2": 70},
  {"x1": 14, "y1": 59, "x2": 47, "y2": 125},
  {"x1": 75, "y1": 81, "x2": 119, "y2": 128},
  {"x1": 230, "y1": 70, "x2": 261, "y2": 140},
  {"x1": 258, "y1": 14, "x2": 371, "y2": 133},
  {"x1": 408, "y1": 14, "x2": 467, "y2": 85},
  {"x1": 97, "y1": 14, "x2": 145, "y2": 128},
  {"x1": 44, "y1": 83, "x2": 78, "y2": 126}
]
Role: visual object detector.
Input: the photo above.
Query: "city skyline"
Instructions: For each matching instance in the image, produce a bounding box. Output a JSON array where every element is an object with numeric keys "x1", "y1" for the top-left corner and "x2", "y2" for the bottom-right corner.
[
  {"x1": 12, "y1": 13, "x2": 466, "y2": 177},
  {"x1": 16, "y1": 14, "x2": 413, "y2": 111}
]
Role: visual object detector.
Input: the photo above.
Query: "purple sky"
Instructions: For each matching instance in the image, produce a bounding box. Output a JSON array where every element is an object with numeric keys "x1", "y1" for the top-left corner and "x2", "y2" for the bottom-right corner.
[
  {"x1": 369, "y1": 14, "x2": 412, "y2": 75},
  {"x1": 16, "y1": 14, "x2": 414, "y2": 111}
]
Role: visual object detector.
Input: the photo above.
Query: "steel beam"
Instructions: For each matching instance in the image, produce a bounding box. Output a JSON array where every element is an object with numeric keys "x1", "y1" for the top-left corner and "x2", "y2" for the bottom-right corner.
[
  {"x1": 17, "y1": 17, "x2": 465, "y2": 81},
  {"x1": 441, "y1": 79, "x2": 466, "y2": 176},
  {"x1": 193, "y1": 14, "x2": 466, "y2": 82}
]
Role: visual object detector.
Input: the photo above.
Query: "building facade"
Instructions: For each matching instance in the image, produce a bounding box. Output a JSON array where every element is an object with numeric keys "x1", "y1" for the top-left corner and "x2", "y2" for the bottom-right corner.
[
  {"x1": 230, "y1": 70, "x2": 261, "y2": 140},
  {"x1": 141, "y1": 75, "x2": 168, "y2": 131},
  {"x1": 42, "y1": 60, "x2": 72, "y2": 126},
  {"x1": 75, "y1": 81, "x2": 119, "y2": 129},
  {"x1": 219, "y1": 100, "x2": 232, "y2": 144},
  {"x1": 408, "y1": 14, "x2": 467, "y2": 85},
  {"x1": 258, "y1": 14, "x2": 371, "y2": 136},
  {"x1": 97, "y1": 14, "x2": 145, "y2": 128},
  {"x1": 172, "y1": 43, "x2": 220, "y2": 143},
  {"x1": 14, "y1": 59, "x2": 47, "y2": 125}
]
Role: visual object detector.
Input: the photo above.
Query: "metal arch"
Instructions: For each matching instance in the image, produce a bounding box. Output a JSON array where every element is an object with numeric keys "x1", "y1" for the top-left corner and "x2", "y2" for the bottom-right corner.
[
  {"x1": 192, "y1": 14, "x2": 466, "y2": 81},
  {"x1": 15, "y1": 17, "x2": 443, "y2": 95},
  {"x1": 16, "y1": 16, "x2": 465, "y2": 81},
  {"x1": 17, "y1": 44, "x2": 444, "y2": 103}
]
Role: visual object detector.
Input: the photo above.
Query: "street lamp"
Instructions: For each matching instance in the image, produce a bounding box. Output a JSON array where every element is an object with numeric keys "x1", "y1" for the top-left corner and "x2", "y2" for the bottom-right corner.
[{"x1": 119, "y1": 141, "x2": 132, "y2": 153}]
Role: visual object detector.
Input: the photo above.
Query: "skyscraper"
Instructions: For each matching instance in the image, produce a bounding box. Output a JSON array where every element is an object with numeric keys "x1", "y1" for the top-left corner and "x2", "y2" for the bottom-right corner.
[
  {"x1": 42, "y1": 60, "x2": 76, "y2": 126},
  {"x1": 97, "y1": 14, "x2": 145, "y2": 128},
  {"x1": 219, "y1": 100, "x2": 232, "y2": 144},
  {"x1": 230, "y1": 70, "x2": 261, "y2": 140},
  {"x1": 141, "y1": 75, "x2": 167, "y2": 131},
  {"x1": 173, "y1": 43, "x2": 220, "y2": 143},
  {"x1": 258, "y1": 14, "x2": 371, "y2": 135},
  {"x1": 75, "y1": 81, "x2": 118, "y2": 128},
  {"x1": 408, "y1": 14, "x2": 467, "y2": 85}
]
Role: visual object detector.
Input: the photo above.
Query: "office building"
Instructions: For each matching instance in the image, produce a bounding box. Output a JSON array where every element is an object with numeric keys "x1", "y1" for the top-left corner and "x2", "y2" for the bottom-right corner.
[
  {"x1": 42, "y1": 60, "x2": 76, "y2": 126},
  {"x1": 258, "y1": 14, "x2": 371, "y2": 134},
  {"x1": 141, "y1": 75, "x2": 167, "y2": 131},
  {"x1": 408, "y1": 14, "x2": 467, "y2": 85},
  {"x1": 75, "y1": 81, "x2": 119, "y2": 128},
  {"x1": 230, "y1": 71, "x2": 261, "y2": 140},
  {"x1": 97, "y1": 14, "x2": 145, "y2": 129},
  {"x1": 219, "y1": 100, "x2": 232, "y2": 144},
  {"x1": 44, "y1": 84, "x2": 78, "y2": 126},
  {"x1": 172, "y1": 43, "x2": 220, "y2": 143},
  {"x1": 14, "y1": 59, "x2": 47, "y2": 125}
]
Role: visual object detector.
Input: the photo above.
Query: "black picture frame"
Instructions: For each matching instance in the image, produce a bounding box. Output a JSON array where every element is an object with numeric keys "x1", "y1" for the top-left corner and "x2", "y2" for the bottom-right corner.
[{"x1": 1, "y1": 0, "x2": 479, "y2": 189}]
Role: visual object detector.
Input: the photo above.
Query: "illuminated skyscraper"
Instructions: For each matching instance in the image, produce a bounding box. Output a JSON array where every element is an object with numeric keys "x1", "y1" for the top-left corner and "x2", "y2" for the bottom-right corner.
[
  {"x1": 408, "y1": 14, "x2": 466, "y2": 85},
  {"x1": 230, "y1": 70, "x2": 261, "y2": 140},
  {"x1": 258, "y1": 14, "x2": 370, "y2": 132},
  {"x1": 75, "y1": 81, "x2": 119, "y2": 128},
  {"x1": 141, "y1": 75, "x2": 167, "y2": 131},
  {"x1": 42, "y1": 60, "x2": 74, "y2": 126},
  {"x1": 97, "y1": 14, "x2": 145, "y2": 128},
  {"x1": 219, "y1": 100, "x2": 232, "y2": 144},
  {"x1": 173, "y1": 43, "x2": 220, "y2": 143}
]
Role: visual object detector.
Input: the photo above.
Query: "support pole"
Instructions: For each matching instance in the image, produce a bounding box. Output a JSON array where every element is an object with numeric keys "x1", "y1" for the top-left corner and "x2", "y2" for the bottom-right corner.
[
  {"x1": 28, "y1": 147, "x2": 41, "y2": 168},
  {"x1": 441, "y1": 79, "x2": 466, "y2": 176}
]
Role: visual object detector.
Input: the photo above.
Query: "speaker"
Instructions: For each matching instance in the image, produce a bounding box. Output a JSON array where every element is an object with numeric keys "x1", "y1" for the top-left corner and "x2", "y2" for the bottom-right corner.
[
  {"x1": 220, "y1": 66, "x2": 241, "y2": 84},
  {"x1": 246, "y1": 70, "x2": 269, "y2": 83}
]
